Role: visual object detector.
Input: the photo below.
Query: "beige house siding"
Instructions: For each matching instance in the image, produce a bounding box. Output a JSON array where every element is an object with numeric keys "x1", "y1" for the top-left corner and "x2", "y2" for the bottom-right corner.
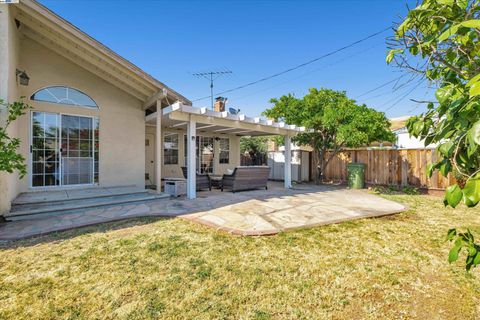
[
  {"x1": 1, "y1": 33, "x2": 147, "y2": 212},
  {"x1": 0, "y1": 5, "x2": 21, "y2": 213},
  {"x1": 145, "y1": 125, "x2": 241, "y2": 180}
]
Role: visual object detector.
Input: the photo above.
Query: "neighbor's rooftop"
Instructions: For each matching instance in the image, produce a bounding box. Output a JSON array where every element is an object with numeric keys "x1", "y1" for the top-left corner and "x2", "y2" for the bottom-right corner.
[{"x1": 390, "y1": 116, "x2": 411, "y2": 131}]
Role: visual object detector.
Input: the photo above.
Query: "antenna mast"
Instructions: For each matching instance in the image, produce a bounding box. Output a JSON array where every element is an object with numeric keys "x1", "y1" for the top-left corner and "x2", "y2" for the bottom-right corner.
[{"x1": 193, "y1": 69, "x2": 232, "y2": 109}]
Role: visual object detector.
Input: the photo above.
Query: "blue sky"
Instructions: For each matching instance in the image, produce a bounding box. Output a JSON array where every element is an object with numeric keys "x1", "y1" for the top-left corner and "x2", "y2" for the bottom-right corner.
[{"x1": 39, "y1": 0, "x2": 430, "y2": 119}]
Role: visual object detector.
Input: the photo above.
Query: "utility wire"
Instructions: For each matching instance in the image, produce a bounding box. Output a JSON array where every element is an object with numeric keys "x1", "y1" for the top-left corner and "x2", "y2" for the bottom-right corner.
[
  {"x1": 354, "y1": 75, "x2": 405, "y2": 99},
  {"x1": 377, "y1": 85, "x2": 415, "y2": 110},
  {"x1": 357, "y1": 74, "x2": 421, "y2": 104},
  {"x1": 191, "y1": 26, "x2": 391, "y2": 102},
  {"x1": 381, "y1": 80, "x2": 423, "y2": 112},
  {"x1": 406, "y1": 87, "x2": 432, "y2": 114},
  {"x1": 229, "y1": 43, "x2": 381, "y2": 102},
  {"x1": 356, "y1": 73, "x2": 420, "y2": 102}
]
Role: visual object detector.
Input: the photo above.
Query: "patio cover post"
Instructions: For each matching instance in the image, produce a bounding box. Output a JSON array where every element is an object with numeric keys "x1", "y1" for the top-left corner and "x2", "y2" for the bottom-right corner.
[
  {"x1": 284, "y1": 134, "x2": 292, "y2": 189},
  {"x1": 155, "y1": 100, "x2": 162, "y2": 193},
  {"x1": 186, "y1": 116, "x2": 196, "y2": 199}
]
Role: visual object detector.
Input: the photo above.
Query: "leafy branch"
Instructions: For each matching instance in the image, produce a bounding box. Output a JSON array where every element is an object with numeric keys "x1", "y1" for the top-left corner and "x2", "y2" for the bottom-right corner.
[
  {"x1": 388, "y1": 0, "x2": 480, "y2": 270},
  {"x1": 0, "y1": 98, "x2": 31, "y2": 178},
  {"x1": 447, "y1": 228, "x2": 480, "y2": 271}
]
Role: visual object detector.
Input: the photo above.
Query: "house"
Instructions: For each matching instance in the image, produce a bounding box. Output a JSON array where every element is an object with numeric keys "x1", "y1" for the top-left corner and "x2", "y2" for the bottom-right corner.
[
  {"x1": 0, "y1": 0, "x2": 303, "y2": 214},
  {"x1": 390, "y1": 116, "x2": 436, "y2": 149}
]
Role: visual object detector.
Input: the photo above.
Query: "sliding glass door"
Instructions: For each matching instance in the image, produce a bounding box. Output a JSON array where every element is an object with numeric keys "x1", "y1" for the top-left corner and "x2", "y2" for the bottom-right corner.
[
  {"x1": 31, "y1": 112, "x2": 60, "y2": 187},
  {"x1": 31, "y1": 112, "x2": 99, "y2": 187},
  {"x1": 61, "y1": 115, "x2": 94, "y2": 185},
  {"x1": 183, "y1": 135, "x2": 214, "y2": 174},
  {"x1": 198, "y1": 136, "x2": 214, "y2": 174}
]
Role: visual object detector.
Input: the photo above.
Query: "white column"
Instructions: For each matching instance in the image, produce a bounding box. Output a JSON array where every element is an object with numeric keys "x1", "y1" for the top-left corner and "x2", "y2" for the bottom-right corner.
[
  {"x1": 186, "y1": 116, "x2": 196, "y2": 199},
  {"x1": 0, "y1": 6, "x2": 11, "y2": 214},
  {"x1": 0, "y1": 6, "x2": 10, "y2": 102},
  {"x1": 155, "y1": 100, "x2": 162, "y2": 193},
  {"x1": 284, "y1": 134, "x2": 292, "y2": 189}
]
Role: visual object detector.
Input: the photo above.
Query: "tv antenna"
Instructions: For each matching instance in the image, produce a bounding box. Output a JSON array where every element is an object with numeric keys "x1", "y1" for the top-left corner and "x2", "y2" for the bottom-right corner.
[{"x1": 192, "y1": 69, "x2": 233, "y2": 109}]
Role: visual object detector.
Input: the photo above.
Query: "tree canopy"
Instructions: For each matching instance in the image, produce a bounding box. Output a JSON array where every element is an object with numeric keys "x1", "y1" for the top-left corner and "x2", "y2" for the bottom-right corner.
[
  {"x1": 240, "y1": 136, "x2": 268, "y2": 156},
  {"x1": 387, "y1": 0, "x2": 480, "y2": 270},
  {"x1": 263, "y1": 88, "x2": 394, "y2": 183}
]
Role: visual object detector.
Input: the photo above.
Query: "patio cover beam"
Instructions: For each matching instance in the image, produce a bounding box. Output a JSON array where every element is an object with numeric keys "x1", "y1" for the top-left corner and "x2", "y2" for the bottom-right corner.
[
  {"x1": 228, "y1": 130, "x2": 253, "y2": 135},
  {"x1": 162, "y1": 103, "x2": 304, "y2": 137},
  {"x1": 171, "y1": 122, "x2": 188, "y2": 128},
  {"x1": 196, "y1": 124, "x2": 216, "y2": 130},
  {"x1": 214, "y1": 128, "x2": 239, "y2": 133}
]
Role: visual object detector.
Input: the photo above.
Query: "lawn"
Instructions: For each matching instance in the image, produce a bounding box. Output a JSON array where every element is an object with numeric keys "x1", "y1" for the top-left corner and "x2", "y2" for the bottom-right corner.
[{"x1": 0, "y1": 193, "x2": 479, "y2": 319}]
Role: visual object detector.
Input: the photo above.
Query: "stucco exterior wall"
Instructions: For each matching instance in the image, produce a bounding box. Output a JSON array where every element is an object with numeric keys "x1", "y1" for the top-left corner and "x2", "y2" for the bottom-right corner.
[
  {"x1": 8, "y1": 36, "x2": 145, "y2": 196},
  {"x1": 0, "y1": 5, "x2": 21, "y2": 213},
  {"x1": 145, "y1": 125, "x2": 241, "y2": 180}
]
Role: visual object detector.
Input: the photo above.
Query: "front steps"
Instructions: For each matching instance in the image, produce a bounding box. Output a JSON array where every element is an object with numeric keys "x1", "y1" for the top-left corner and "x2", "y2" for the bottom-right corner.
[{"x1": 5, "y1": 186, "x2": 170, "y2": 222}]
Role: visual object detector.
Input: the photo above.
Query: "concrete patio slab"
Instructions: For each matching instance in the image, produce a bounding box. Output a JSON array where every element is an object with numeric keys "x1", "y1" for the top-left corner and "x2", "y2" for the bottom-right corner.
[
  {"x1": 183, "y1": 186, "x2": 406, "y2": 235},
  {"x1": 0, "y1": 183, "x2": 407, "y2": 240}
]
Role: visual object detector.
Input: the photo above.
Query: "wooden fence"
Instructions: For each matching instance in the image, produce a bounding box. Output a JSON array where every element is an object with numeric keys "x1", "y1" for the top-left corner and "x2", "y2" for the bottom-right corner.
[{"x1": 319, "y1": 148, "x2": 455, "y2": 190}]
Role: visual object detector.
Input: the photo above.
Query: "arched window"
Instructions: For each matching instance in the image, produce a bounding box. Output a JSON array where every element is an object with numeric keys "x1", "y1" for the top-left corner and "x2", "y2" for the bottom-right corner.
[{"x1": 30, "y1": 86, "x2": 98, "y2": 108}]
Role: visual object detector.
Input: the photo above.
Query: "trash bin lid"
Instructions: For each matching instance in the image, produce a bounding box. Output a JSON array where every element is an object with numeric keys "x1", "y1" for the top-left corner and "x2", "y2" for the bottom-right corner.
[{"x1": 347, "y1": 163, "x2": 366, "y2": 168}]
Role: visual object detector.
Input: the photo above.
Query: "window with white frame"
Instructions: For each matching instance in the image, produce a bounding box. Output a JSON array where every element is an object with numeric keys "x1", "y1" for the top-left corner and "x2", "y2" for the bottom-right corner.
[
  {"x1": 163, "y1": 133, "x2": 178, "y2": 165},
  {"x1": 31, "y1": 86, "x2": 98, "y2": 108},
  {"x1": 219, "y1": 138, "x2": 229, "y2": 164}
]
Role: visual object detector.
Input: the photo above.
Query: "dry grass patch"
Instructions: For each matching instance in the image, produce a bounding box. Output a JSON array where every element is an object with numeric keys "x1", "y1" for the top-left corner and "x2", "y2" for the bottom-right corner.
[{"x1": 0, "y1": 194, "x2": 479, "y2": 319}]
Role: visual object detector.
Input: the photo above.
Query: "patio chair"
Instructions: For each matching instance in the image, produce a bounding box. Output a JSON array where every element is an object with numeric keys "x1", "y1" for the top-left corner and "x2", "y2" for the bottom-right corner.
[
  {"x1": 222, "y1": 166, "x2": 270, "y2": 192},
  {"x1": 181, "y1": 167, "x2": 212, "y2": 191}
]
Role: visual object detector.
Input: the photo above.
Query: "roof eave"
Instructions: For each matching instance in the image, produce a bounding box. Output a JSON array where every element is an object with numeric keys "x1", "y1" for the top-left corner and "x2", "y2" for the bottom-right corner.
[{"x1": 19, "y1": 0, "x2": 191, "y2": 104}]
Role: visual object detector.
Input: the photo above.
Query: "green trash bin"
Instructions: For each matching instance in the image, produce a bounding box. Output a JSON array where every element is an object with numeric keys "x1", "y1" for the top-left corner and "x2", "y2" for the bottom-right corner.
[{"x1": 347, "y1": 163, "x2": 366, "y2": 189}]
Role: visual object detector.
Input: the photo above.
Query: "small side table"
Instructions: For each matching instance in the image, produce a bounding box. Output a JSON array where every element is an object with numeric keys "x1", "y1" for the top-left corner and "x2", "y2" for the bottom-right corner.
[
  {"x1": 163, "y1": 178, "x2": 187, "y2": 197},
  {"x1": 209, "y1": 175, "x2": 223, "y2": 190}
]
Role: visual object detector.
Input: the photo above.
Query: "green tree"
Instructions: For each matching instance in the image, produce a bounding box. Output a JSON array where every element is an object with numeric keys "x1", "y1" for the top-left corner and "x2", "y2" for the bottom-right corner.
[
  {"x1": 0, "y1": 98, "x2": 30, "y2": 178},
  {"x1": 263, "y1": 88, "x2": 395, "y2": 183},
  {"x1": 387, "y1": 0, "x2": 480, "y2": 270},
  {"x1": 240, "y1": 136, "x2": 268, "y2": 156},
  {"x1": 240, "y1": 136, "x2": 276, "y2": 165}
]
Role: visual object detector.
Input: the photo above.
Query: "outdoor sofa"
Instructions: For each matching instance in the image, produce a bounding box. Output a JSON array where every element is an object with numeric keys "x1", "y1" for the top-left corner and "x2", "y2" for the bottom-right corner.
[{"x1": 222, "y1": 166, "x2": 270, "y2": 192}]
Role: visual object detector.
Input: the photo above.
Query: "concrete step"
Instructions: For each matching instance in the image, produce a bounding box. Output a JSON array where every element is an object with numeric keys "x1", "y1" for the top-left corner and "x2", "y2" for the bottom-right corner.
[
  {"x1": 5, "y1": 192, "x2": 170, "y2": 222},
  {"x1": 11, "y1": 189, "x2": 150, "y2": 212},
  {"x1": 10, "y1": 190, "x2": 152, "y2": 212},
  {"x1": 11, "y1": 186, "x2": 148, "y2": 206}
]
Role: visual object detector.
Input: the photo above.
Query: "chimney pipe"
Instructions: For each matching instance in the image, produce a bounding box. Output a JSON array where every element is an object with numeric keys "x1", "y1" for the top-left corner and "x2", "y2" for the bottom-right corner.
[{"x1": 214, "y1": 96, "x2": 226, "y2": 112}]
